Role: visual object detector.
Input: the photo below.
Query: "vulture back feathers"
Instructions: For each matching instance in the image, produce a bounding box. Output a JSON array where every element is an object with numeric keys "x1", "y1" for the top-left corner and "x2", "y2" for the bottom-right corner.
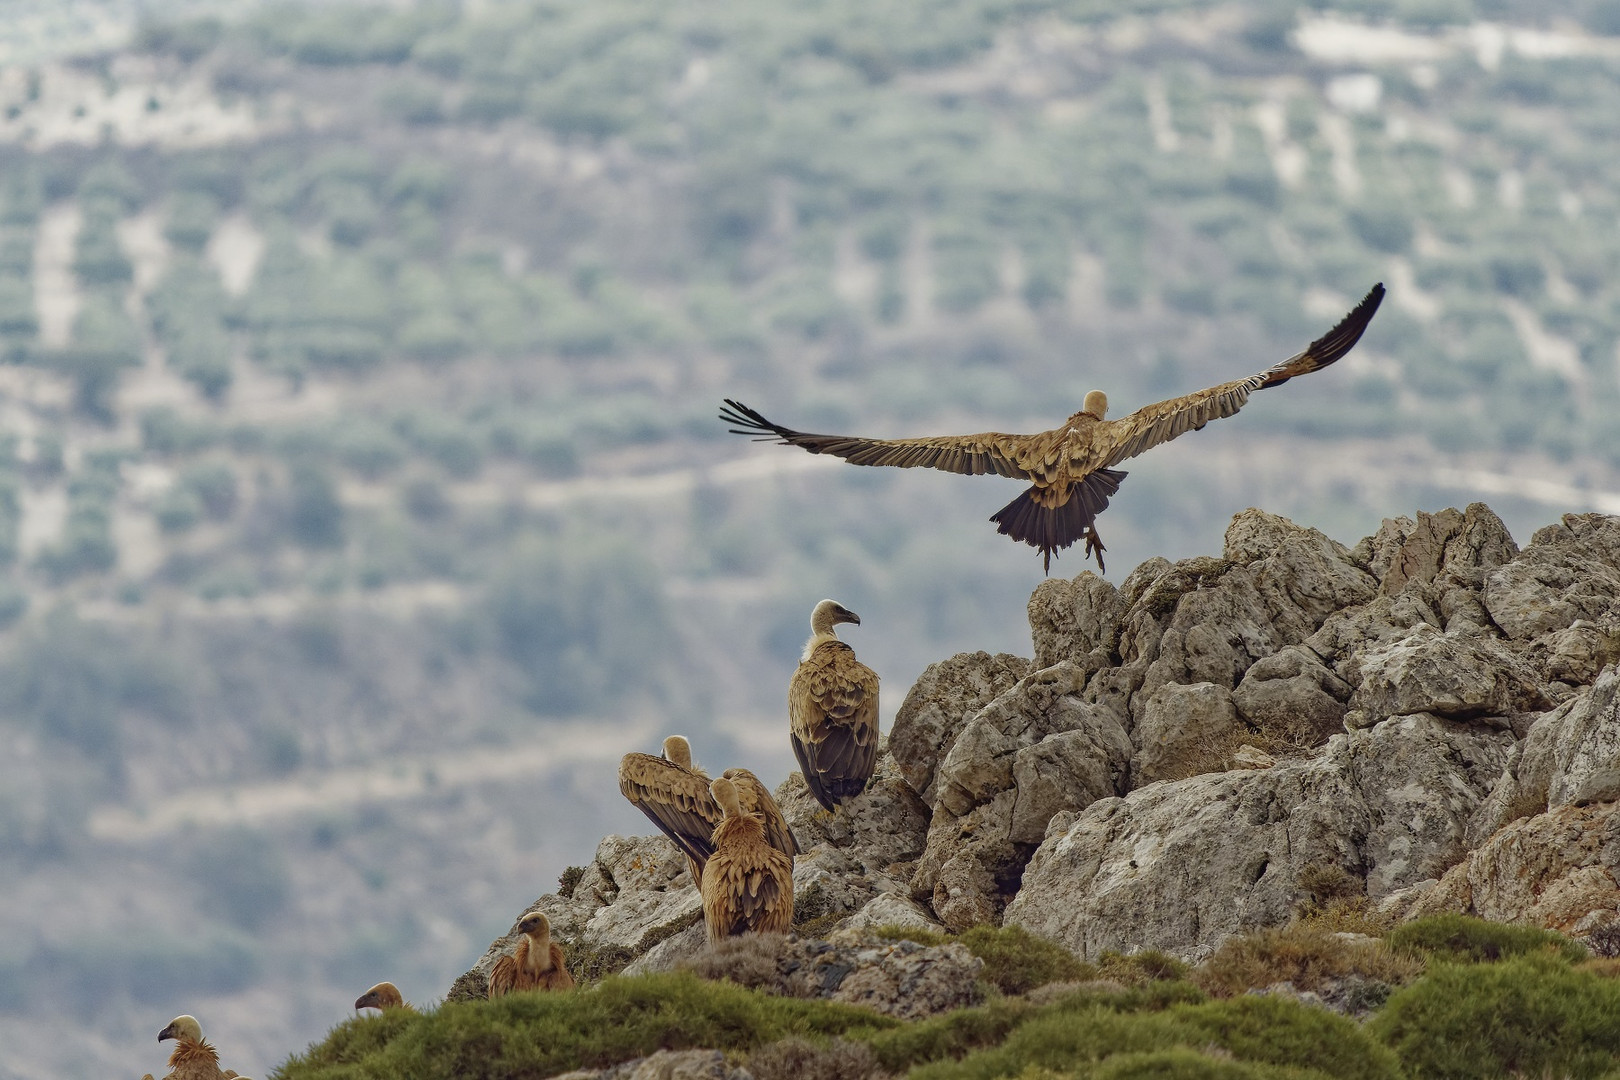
[
  {"x1": 618, "y1": 735, "x2": 798, "y2": 881},
  {"x1": 488, "y1": 911, "x2": 575, "y2": 997},
  {"x1": 722, "y1": 283, "x2": 1385, "y2": 573},
  {"x1": 789, "y1": 601, "x2": 879, "y2": 811},
  {"x1": 701, "y1": 777, "x2": 795, "y2": 941}
]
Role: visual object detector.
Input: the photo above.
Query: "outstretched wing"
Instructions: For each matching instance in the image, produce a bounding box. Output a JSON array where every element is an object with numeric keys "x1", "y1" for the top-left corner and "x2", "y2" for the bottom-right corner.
[
  {"x1": 721, "y1": 400, "x2": 1032, "y2": 479},
  {"x1": 618, "y1": 753, "x2": 721, "y2": 868},
  {"x1": 1099, "y1": 283, "x2": 1385, "y2": 468}
]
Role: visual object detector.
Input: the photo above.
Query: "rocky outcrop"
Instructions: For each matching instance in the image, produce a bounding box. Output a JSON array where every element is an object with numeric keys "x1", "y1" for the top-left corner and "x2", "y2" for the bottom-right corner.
[{"x1": 452, "y1": 503, "x2": 1620, "y2": 993}]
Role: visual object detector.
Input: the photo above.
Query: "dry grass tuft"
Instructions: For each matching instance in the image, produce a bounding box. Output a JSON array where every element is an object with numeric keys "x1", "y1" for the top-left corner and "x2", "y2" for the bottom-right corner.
[
  {"x1": 1193, "y1": 923, "x2": 1422, "y2": 998},
  {"x1": 1095, "y1": 949, "x2": 1191, "y2": 987},
  {"x1": 748, "y1": 1036, "x2": 883, "y2": 1080}
]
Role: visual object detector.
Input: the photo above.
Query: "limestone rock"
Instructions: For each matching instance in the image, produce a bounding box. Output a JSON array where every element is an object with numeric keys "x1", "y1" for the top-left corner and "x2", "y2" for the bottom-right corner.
[
  {"x1": 1468, "y1": 665, "x2": 1620, "y2": 846},
  {"x1": 684, "y1": 932, "x2": 982, "y2": 1019},
  {"x1": 1223, "y1": 508, "x2": 1379, "y2": 628},
  {"x1": 1028, "y1": 572, "x2": 1126, "y2": 669},
  {"x1": 1348, "y1": 624, "x2": 1545, "y2": 724},
  {"x1": 912, "y1": 663, "x2": 1131, "y2": 930},
  {"x1": 1358, "y1": 504, "x2": 1518, "y2": 603},
  {"x1": 1406, "y1": 801, "x2": 1620, "y2": 937},
  {"x1": 1131, "y1": 681, "x2": 1244, "y2": 786},
  {"x1": 1005, "y1": 711, "x2": 1510, "y2": 958},
  {"x1": 1005, "y1": 758, "x2": 1364, "y2": 960},
  {"x1": 829, "y1": 940, "x2": 982, "y2": 1019},
  {"x1": 890, "y1": 652, "x2": 1031, "y2": 804},
  {"x1": 1484, "y1": 514, "x2": 1620, "y2": 641},
  {"x1": 579, "y1": 1050, "x2": 753, "y2": 1080},
  {"x1": 1232, "y1": 646, "x2": 1351, "y2": 748},
  {"x1": 1350, "y1": 713, "x2": 1514, "y2": 899}
]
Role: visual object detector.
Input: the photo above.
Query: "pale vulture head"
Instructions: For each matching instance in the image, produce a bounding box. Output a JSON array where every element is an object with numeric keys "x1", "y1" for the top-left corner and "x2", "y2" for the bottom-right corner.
[
  {"x1": 1083, "y1": 390, "x2": 1108, "y2": 418},
  {"x1": 809, "y1": 599, "x2": 861, "y2": 635},
  {"x1": 662, "y1": 735, "x2": 693, "y2": 770},
  {"x1": 355, "y1": 981, "x2": 404, "y2": 1011},
  {"x1": 517, "y1": 910, "x2": 552, "y2": 939},
  {"x1": 158, "y1": 1015, "x2": 203, "y2": 1044}
]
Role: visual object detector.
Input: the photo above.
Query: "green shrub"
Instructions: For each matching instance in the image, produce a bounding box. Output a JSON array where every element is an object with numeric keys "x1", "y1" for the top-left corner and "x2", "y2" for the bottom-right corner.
[
  {"x1": 1387, "y1": 914, "x2": 1587, "y2": 964},
  {"x1": 1172, "y1": 996, "x2": 1401, "y2": 1080},
  {"x1": 1092, "y1": 1049, "x2": 1324, "y2": 1080},
  {"x1": 959, "y1": 925, "x2": 1094, "y2": 995},
  {"x1": 1370, "y1": 953, "x2": 1620, "y2": 1079},
  {"x1": 271, "y1": 972, "x2": 895, "y2": 1080},
  {"x1": 1195, "y1": 923, "x2": 1421, "y2": 998}
]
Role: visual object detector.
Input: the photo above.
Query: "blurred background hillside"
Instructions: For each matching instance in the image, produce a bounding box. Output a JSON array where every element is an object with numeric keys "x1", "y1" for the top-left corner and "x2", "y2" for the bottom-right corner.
[{"x1": 4, "y1": 0, "x2": 1620, "y2": 1075}]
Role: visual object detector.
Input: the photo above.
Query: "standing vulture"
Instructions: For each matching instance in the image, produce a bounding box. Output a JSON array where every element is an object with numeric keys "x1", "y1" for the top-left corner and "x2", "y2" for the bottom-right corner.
[
  {"x1": 618, "y1": 735, "x2": 799, "y2": 883},
  {"x1": 141, "y1": 1015, "x2": 247, "y2": 1080},
  {"x1": 721, "y1": 283, "x2": 1385, "y2": 573},
  {"x1": 789, "y1": 599, "x2": 879, "y2": 812},
  {"x1": 354, "y1": 981, "x2": 413, "y2": 1012},
  {"x1": 488, "y1": 910, "x2": 575, "y2": 997},
  {"x1": 701, "y1": 776, "x2": 795, "y2": 941}
]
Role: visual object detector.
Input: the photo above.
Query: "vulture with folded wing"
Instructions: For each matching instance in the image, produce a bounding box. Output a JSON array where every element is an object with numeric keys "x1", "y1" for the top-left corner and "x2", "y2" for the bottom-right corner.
[
  {"x1": 701, "y1": 776, "x2": 795, "y2": 941},
  {"x1": 790, "y1": 599, "x2": 879, "y2": 812},
  {"x1": 488, "y1": 910, "x2": 575, "y2": 997},
  {"x1": 354, "y1": 981, "x2": 413, "y2": 1012},
  {"x1": 722, "y1": 283, "x2": 1385, "y2": 573},
  {"x1": 618, "y1": 735, "x2": 799, "y2": 882}
]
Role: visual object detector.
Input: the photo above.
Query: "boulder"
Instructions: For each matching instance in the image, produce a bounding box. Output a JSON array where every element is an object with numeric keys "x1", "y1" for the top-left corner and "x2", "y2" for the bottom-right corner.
[
  {"x1": 911, "y1": 662, "x2": 1131, "y2": 930},
  {"x1": 890, "y1": 651, "x2": 1031, "y2": 804},
  {"x1": 1131, "y1": 681, "x2": 1245, "y2": 785},
  {"x1": 1347, "y1": 624, "x2": 1545, "y2": 724},
  {"x1": 1005, "y1": 711, "x2": 1511, "y2": 959},
  {"x1": 1483, "y1": 514, "x2": 1620, "y2": 641},
  {"x1": 1406, "y1": 801, "x2": 1620, "y2": 937},
  {"x1": 1028, "y1": 571, "x2": 1126, "y2": 668},
  {"x1": 1232, "y1": 645, "x2": 1351, "y2": 747}
]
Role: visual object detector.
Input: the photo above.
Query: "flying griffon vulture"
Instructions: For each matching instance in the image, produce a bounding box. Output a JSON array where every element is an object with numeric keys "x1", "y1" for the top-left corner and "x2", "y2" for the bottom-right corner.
[
  {"x1": 488, "y1": 910, "x2": 575, "y2": 997},
  {"x1": 721, "y1": 283, "x2": 1385, "y2": 573},
  {"x1": 618, "y1": 734, "x2": 799, "y2": 883},
  {"x1": 354, "y1": 981, "x2": 413, "y2": 1012},
  {"x1": 141, "y1": 1015, "x2": 247, "y2": 1080},
  {"x1": 701, "y1": 776, "x2": 795, "y2": 941},
  {"x1": 790, "y1": 599, "x2": 879, "y2": 812}
]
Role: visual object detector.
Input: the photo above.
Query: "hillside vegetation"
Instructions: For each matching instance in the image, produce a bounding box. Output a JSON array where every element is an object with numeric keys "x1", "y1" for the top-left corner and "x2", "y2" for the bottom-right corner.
[{"x1": 270, "y1": 919, "x2": 1620, "y2": 1080}]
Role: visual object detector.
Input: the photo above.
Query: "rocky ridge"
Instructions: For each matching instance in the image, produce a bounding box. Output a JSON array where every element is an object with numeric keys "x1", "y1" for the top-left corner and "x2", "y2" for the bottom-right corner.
[{"x1": 451, "y1": 504, "x2": 1620, "y2": 1003}]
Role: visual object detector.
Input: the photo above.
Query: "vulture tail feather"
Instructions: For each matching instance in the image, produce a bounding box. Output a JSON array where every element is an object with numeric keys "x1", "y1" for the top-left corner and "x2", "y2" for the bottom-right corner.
[{"x1": 990, "y1": 469, "x2": 1127, "y2": 574}]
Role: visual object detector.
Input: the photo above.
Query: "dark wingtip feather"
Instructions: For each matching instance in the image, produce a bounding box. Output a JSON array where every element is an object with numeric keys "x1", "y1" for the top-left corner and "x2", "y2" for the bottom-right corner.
[{"x1": 1309, "y1": 282, "x2": 1385, "y2": 365}]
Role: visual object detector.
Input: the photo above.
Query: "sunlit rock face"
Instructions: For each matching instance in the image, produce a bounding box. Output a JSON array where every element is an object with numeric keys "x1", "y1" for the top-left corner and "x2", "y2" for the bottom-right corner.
[{"x1": 455, "y1": 503, "x2": 1620, "y2": 990}]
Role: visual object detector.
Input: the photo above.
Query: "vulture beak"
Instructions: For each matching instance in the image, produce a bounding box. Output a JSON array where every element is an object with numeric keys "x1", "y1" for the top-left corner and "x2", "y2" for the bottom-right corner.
[
  {"x1": 354, "y1": 993, "x2": 372, "y2": 1011},
  {"x1": 840, "y1": 609, "x2": 861, "y2": 627},
  {"x1": 158, "y1": 1024, "x2": 174, "y2": 1043}
]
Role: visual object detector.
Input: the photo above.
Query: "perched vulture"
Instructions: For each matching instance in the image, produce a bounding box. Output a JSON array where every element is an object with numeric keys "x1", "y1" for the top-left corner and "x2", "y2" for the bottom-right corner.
[
  {"x1": 354, "y1": 981, "x2": 413, "y2": 1012},
  {"x1": 140, "y1": 1015, "x2": 247, "y2": 1080},
  {"x1": 618, "y1": 735, "x2": 799, "y2": 882},
  {"x1": 721, "y1": 283, "x2": 1385, "y2": 573},
  {"x1": 789, "y1": 599, "x2": 879, "y2": 812},
  {"x1": 488, "y1": 910, "x2": 575, "y2": 997},
  {"x1": 701, "y1": 776, "x2": 795, "y2": 942}
]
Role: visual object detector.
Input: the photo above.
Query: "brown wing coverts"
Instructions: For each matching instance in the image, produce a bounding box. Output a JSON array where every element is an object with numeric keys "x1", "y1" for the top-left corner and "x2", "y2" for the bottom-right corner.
[
  {"x1": 618, "y1": 752, "x2": 719, "y2": 871},
  {"x1": 790, "y1": 641, "x2": 880, "y2": 812},
  {"x1": 721, "y1": 400, "x2": 1031, "y2": 479},
  {"x1": 619, "y1": 754, "x2": 799, "y2": 872},
  {"x1": 1101, "y1": 283, "x2": 1386, "y2": 468}
]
